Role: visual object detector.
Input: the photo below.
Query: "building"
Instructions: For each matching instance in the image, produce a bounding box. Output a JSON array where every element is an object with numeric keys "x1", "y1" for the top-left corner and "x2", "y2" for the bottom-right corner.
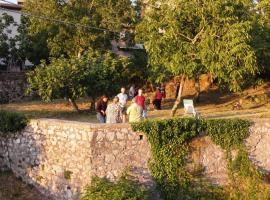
[{"x1": 0, "y1": 2, "x2": 22, "y2": 38}]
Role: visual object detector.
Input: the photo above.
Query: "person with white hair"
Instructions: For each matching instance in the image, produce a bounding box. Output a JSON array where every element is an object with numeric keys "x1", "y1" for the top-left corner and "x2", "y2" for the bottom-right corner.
[
  {"x1": 127, "y1": 98, "x2": 143, "y2": 123},
  {"x1": 117, "y1": 87, "x2": 128, "y2": 123},
  {"x1": 106, "y1": 96, "x2": 121, "y2": 124}
]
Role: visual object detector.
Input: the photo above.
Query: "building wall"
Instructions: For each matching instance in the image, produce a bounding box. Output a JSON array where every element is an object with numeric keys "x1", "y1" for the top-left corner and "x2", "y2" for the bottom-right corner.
[
  {"x1": 0, "y1": 119, "x2": 270, "y2": 200},
  {"x1": 0, "y1": 4, "x2": 21, "y2": 38}
]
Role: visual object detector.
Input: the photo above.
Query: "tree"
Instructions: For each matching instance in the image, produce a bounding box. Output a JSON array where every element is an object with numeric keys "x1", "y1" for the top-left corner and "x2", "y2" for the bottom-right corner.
[
  {"x1": 0, "y1": 13, "x2": 15, "y2": 68},
  {"x1": 15, "y1": 16, "x2": 50, "y2": 66},
  {"x1": 26, "y1": 51, "x2": 129, "y2": 112},
  {"x1": 136, "y1": 0, "x2": 260, "y2": 116},
  {"x1": 255, "y1": 0, "x2": 270, "y2": 77},
  {"x1": 24, "y1": 0, "x2": 138, "y2": 58},
  {"x1": 24, "y1": 0, "x2": 141, "y2": 110},
  {"x1": 0, "y1": 13, "x2": 49, "y2": 69}
]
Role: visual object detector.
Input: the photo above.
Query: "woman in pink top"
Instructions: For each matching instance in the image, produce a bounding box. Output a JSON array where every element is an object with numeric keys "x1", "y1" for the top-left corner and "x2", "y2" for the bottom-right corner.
[
  {"x1": 153, "y1": 87, "x2": 162, "y2": 110},
  {"x1": 135, "y1": 89, "x2": 147, "y2": 118}
]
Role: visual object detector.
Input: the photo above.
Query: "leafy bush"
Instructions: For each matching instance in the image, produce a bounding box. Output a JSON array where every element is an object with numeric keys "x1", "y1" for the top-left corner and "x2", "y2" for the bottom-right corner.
[
  {"x1": 81, "y1": 174, "x2": 149, "y2": 200},
  {"x1": 0, "y1": 110, "x2": 28, "y2": 135}
]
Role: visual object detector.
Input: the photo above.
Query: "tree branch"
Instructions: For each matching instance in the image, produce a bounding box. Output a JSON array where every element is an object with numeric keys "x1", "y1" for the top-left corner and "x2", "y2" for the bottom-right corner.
[
  {"x1": 176, "y1": 27, "x2": 205, "y2": 44},
  {"x1": 192, "y1": 27, "x2": 205, "y2": 44}
]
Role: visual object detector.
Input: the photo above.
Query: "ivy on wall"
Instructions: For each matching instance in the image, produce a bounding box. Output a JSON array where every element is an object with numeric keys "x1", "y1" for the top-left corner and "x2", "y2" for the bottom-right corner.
[{"x1": 132, "y1": 118, "x2": 270, "y2": 200}]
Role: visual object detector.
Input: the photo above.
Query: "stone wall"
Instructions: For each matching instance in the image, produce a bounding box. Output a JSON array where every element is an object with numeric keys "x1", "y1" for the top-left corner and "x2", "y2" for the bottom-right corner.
[
  {"x1": 0, "y1": 72, "x2": 30, "y2": 103},
  {"x1": 0, "y1": 119, "x2": 151, "y2": 200},
  {"x1": 0, "y1": 119, "x2": 270, "y2": 200}
]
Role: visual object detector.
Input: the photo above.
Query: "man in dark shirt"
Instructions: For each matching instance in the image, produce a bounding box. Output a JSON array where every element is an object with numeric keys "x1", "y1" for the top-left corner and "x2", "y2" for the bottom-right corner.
[{"x1": 95, "y1": 95, "x2": 108, "y2": 123}]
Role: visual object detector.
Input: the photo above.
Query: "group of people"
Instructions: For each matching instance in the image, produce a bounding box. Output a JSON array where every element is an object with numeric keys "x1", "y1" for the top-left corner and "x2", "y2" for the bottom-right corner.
[{"x1": 95, "y1": 84, "x2": 166, "y2": 124}]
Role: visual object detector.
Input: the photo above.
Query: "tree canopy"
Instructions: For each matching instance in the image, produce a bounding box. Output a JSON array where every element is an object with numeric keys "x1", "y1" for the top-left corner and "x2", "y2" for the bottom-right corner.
[
  {"x1": 136, "y1": 0, "x2": 261, "y2": 92},
  {"x1": 27, "y1": 51, "x2": 129, "y2": 111},
  {"x1": 24, "y1": 0, "x2": 138, "y2": 58},
  {"x1": 0, "y1": 13, "x2": 49, "y2": 68}
]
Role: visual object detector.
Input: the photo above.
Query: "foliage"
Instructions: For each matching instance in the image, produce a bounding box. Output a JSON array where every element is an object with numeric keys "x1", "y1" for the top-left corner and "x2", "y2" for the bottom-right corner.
[
  {"x1": 132, "y1": 118, "x2": 269, "y2": 200},
  {"x1": 81, "y1": 174, "x2": 149, "y2": 200},
  {"x1": 204, "y1": 119, "x2": 251, "y2": 150},
  {"x1": 136, "y1": 0, "x2": 261, "y2": 92},
  {"x1": 16, "y1": 16, "x2": 50, "y2": 66},
  {"x1": 64, "y1": 170, "x2": 73, "y2": 180},
  {"x1": 26, "y1": 51, "x2": 129, "y2": 109},
  {"x1": 255, "y1": 1, "x2": 270, "y2": 77},
  {"x1": 227, "y1": 149, "x2": 270, "y2": 199},
  {"x1": 24, "y1": 0, "x2": 138, "y2": 58},
  {"x1": 124, "y1": 50, "x2": 149, "y2": 84},
  {"x1": 0, "y1": 13, "x2": 48, "y2": 68},
  {"x1": 132, "y1": 118, "x2": 212, "y2": 199},
  {"x1": 24, "y1": 0, "x2": 142, "y2": 108},
  {"x1": 0, "y1": 110, "x2": 28, "y2": 135}
]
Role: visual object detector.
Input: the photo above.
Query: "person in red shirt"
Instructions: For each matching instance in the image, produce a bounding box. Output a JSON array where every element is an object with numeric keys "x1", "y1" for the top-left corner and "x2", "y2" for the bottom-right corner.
[
  {"x1": 153, "y1": 87, "x2": 162, "y2": 110},
  {"x1": 135, "y1": 89, "x2": 147, "y2": 118}
]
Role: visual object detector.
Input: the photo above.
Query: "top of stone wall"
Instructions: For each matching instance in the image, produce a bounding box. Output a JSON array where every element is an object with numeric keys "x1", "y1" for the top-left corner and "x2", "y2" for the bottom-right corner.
[
  {"x1": 30, "y1": 118, "x2": 131, "y2": 129},
  {"x1": 29, "y1": 118, "x2": 270, "y2": 131}
]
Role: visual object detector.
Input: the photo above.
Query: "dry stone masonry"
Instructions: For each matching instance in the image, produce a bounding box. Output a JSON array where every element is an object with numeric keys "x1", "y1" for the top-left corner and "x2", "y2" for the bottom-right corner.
[
  {"x1": 0, "y1": 119, "x2": 270, "y2": 200},
  {"x1": 0, "y1": 119, "x2": 151, "y2": 200},
  {"x1": 0, "y1": 72, "x2": 30, "y2": 103}
]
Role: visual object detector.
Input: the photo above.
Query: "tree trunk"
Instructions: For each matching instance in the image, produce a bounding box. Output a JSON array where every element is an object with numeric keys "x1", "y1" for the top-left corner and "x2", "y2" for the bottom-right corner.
[
  {"x1": 171, "y1": 76, "x2": 186, "y2": 117},
  {"x1": 150, "y1": 83, "x2": 155, "y2": 92},
  {"x1": 69, "y1": 98, "x2": 80, "y2": 112},
  {"x1": 209, "y1": 73, "x2": 213, "y2": 89},
  {"x1": 90, "y1": 97, "x2": 96, "y2": 111},
  {"x1": 194, "y1": 76, "x2": 201, "y2": 103}
]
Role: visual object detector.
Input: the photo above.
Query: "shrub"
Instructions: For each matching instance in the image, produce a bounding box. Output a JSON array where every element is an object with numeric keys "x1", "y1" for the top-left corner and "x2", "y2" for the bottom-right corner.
[
  {"x1": 81, "y1": 174, "x2": 150, "y2": 200},
  {"x1": 0, "y1": 110, "x2": 28, "y2": 135}
]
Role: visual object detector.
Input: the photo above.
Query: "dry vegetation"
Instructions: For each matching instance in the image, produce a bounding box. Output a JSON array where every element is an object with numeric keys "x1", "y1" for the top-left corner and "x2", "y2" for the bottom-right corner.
[{"x1": 0, "y1": 171, "x2": 51, "y2": 200}]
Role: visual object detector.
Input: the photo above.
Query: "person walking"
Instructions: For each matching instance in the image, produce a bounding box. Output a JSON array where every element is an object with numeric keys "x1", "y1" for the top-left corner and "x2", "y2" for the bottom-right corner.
[
  {"x1": 117, "y1": 87, "x2": 128, "y2": 123},
  {"x1": 135, "y1": 89, "x2": 147, "y2": 119},
  {"x1": 129, "y1": 84, "x2": 136, "y2": 100},
  {"x1": 153, "y1": 87, "x2": 163, "y2": 110},
  {"x1": 95, "y1": 95, "x2": 108, "y2": 123},
  {"x1": 127, "y1": 98, "x2": 143, "y2": 123},
  {"x1": 106, "y1": 96, "x2": 121, "y2": 124}
]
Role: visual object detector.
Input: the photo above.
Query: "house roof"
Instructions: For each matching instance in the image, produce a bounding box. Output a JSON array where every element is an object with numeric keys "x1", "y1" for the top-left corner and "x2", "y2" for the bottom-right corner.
[{"x1": 0, "y1": 3, "x2": 22, "y2": 11}]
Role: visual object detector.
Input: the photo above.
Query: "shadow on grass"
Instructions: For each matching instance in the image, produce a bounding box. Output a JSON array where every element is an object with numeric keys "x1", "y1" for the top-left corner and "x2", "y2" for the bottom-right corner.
[{"x1": 17, "y1": 110, "x2": 97, "y2": 123}]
